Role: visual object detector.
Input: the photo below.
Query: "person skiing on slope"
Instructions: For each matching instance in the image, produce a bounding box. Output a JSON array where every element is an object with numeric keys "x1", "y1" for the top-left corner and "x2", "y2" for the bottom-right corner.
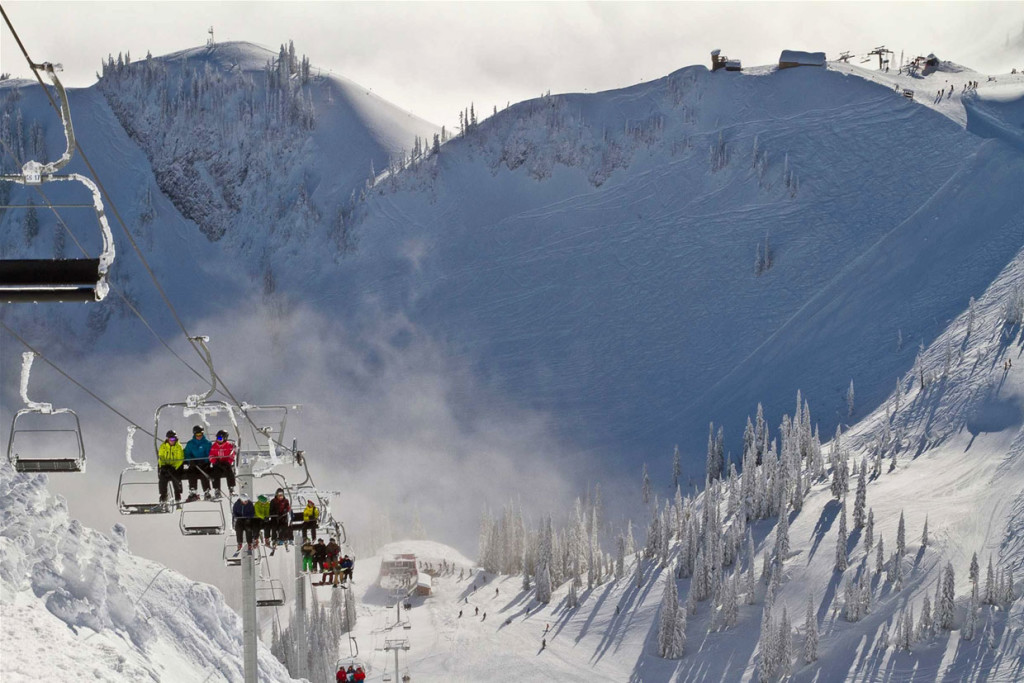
[
  {"x1": 232, "y1": 492, "x2": 255, "y2": 552},
  {"x1": 208, "y1": 430, "x2": 236, "y2": 499},
  {"x1": 157, "y1": 430, "x2": 184, "y2": 507},
  {"x1": 182, "y1": 425, "x2": 212, "y2": 501}
]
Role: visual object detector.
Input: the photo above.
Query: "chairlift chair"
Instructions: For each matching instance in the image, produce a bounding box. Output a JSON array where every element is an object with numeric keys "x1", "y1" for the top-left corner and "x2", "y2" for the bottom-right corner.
[
  {"x1": 0, "y1": 63, "x2": 114, "y2": 303},
  {"x1": 180, "y1": 500, "x2": 226, "y2": 536},
  {"x1": 116, "y1": 425, "x2": 174, "y2": 514},
  {"x1": 255, "y1": 578, "x2": 285, "y2": 607},
  {"x1": 6, "y1": 352, "x2": 85, "y2": 473}
]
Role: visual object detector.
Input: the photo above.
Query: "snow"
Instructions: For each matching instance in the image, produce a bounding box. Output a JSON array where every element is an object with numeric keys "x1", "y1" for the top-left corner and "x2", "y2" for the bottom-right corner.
[
  {"x1": 0, "y1": 461, "x2": 300, "y2": 682},
  {"x1": 2, "y1": 38, "x2": 1024, "y2": 683}
]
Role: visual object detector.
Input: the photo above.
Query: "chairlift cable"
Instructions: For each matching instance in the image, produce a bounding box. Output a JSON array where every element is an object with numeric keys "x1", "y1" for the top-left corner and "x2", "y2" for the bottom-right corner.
[{"x1": 0, "y1": 320, "x2": 155, "y2": 438}]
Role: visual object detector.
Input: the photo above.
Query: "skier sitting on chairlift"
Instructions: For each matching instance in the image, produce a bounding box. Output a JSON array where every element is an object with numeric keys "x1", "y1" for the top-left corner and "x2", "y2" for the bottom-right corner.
[
  {"x1": 254, "y1": 495, "x2": 271, "y2": 545},
  {"x1": 300, "y1": 499, "x2": 319, "y2": 541},
  {"x1": 269, "y1": 488, "x2": 291, "y2": 545},
  {"x1": 313, "y1": 538, "x2": 327, "y2": 572},
  {"x1": 232, "y1": 492, "x2": 255, "y2": 552},
  {"x1": 325, "y1": 537, "x2": 341, "y2": 585},
  {"x1": 157, "y1": 431, "x2": 184, "y2": 507},
  {"x1": 301, "y1": 538, "x2": 315, "y2": 571},
  {"x1": 183, "y1": 426, "x2": 212, "y2": 502},
  {"x1": 208, "y1": 430, "x2": 236, "y2": 499}
]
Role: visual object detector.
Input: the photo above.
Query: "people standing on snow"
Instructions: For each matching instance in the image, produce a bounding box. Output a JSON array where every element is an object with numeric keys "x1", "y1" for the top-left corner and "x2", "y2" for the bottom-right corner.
[
  {"x1": 208, "y1": 430, "x2": 236, "y2": 499},
  {"x1": 301, "y1": 538, "x2": 315, "y2": 571},
  {"x1": 313, "y1": 538, "x2": 327, "y2": 572},
  {"x1": 269, "y1": 488, "x2": 291, "y2": 545},
  {"x1": 157, "y1": 430, "x2": 184, "y2": 507},
  {"x1": 254, "y1": 494, "x2": 271, "y2": 545},
  {"x1": 183, "y1": 425, "x2": 212, "y2": 501},
  {"x1": 482, "y1": 612, "x2": 487, "y2": 621},
  {"x1": 232, "y1": 492, "x2": 255, "y2": 552},
  {"x1": 458, "y1": 610, "x2": 463, "y2": 618},
  {"x1": 542, "y1": 638, "x2": 546, "y2": 650},
  {"x1": 300, "y1": 499, "x2": 319, "y2": 541}
]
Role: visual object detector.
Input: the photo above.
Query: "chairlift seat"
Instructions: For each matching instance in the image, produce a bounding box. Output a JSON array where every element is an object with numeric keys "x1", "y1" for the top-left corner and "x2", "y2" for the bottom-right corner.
[
  {"x1": 180, "y1": 503, "x2": 225, "y2": 536},
  {"x1": 13, "y1": 457, "x2": 83, "y2": 473},
  {"x1": 8, "y1": 406, "x2": 86, "y2": 473},
  {"x1": 0, "y1": 259, "x2": 105, "y2": 303}
]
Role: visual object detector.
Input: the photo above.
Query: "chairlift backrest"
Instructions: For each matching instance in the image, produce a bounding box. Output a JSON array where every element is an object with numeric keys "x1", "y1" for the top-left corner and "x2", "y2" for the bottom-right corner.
[{"x1": 7, "y1": 352, "x2": 86, "y2": 472}]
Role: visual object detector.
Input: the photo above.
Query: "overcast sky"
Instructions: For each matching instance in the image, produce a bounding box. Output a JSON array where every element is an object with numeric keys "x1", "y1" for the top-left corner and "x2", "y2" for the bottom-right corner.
[
  {"x1": 2, "y1": 2, "x2": 1021, "y2": 128},
  {"x1": 2, "y1": 1, "x2": 1024, "y2": 127}
]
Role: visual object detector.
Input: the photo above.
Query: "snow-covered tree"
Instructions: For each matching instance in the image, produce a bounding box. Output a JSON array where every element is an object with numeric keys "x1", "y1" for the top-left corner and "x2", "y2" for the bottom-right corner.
[
  {"x1": 835, "y1": 498, "x2": 849, "y2": 572},
  {"x1": 921, "y1": 515, "x2": 929, "y2": 549},
  {"x1": 938, "y1": 562, "x2": 956, "y2": 629},
  {"x1": 864, "y1": 508, "x2": 874, "y2": 551},
  {"x1": 657, "y1": 574, "x2": 686, "y2": 658},
  {"x1": 672, "y1": 445, "x2": 682, "y2": 491},
  {"x1": 804, "y1": 593, "x2": 818, "y2": 663},
  {"x1": 535, "y1": 563, "x2": 552, "y2": 604},
  {"x1": 642, "y1": 463, "x2": 651, "y2": 505},
  {"x1": 896, "y1": 510, "x2": 906, "y2": 558},
  {"x1": 853, "y1": 459, "x2": 867, "y2": 529},
  {"x1": 847, "y1": 380, "x2": 855, "y2": 417}
]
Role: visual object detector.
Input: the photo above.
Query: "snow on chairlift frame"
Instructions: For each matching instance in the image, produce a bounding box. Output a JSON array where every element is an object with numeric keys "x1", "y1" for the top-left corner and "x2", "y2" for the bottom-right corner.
[
  {"x1": 7, "y1": 351, "x2": 85, "y2": 473},
  {"x1": 0, "y1": 62, "x2": 115, "y2": 303}
]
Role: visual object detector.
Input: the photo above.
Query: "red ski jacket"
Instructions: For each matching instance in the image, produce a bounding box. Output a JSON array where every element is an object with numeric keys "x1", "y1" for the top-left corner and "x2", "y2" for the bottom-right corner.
[{"x1": 209, "y1": 440, "x2": 236, "y2": 466}]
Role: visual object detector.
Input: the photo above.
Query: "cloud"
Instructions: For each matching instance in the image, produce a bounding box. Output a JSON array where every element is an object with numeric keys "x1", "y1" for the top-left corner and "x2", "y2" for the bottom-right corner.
[{"x1": 2, "y1": 297, "x2": 586, "y2": 597}]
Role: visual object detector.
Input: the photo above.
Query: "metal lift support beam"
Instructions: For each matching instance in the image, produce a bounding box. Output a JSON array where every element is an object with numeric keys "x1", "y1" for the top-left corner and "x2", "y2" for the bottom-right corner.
[{"x1": 238, "y1": 459, "x2": 258, "y2": 683}]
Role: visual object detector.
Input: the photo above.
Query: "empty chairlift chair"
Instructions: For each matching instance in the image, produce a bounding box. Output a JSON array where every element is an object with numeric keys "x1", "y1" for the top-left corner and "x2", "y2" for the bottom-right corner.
[
  {"x1": 255, "y1": 578, "x2": 285, "y2": 607},
  {"x1": 0, "y1": 63, "x2": 114, "y2": 303},
  {"x1": 7, "y1": 352, "x2": 85, "y2": 473},
  {"x1": 179, "y1": 501, "x2": 226, "y2": 536}
]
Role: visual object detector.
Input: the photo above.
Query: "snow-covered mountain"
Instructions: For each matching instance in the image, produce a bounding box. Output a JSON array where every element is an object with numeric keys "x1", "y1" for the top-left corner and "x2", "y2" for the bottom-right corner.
[
  {"x1": 0, "y1": 460, "x2": 299, "y2": 682},
  {"x1": 3, "y1": 41, "x2": 1024, "y2": 682}
]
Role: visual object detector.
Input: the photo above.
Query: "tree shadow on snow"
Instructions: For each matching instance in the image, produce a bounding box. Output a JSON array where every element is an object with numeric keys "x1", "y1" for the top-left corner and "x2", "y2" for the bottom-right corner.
[{"x1": 808, "y1": 499, "x2": 841, "y2": 563}]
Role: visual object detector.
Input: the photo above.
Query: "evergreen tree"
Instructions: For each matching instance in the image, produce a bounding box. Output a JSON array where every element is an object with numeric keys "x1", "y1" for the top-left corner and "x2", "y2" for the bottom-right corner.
[
  {"x1": 864, "y1": 508, "x2": 874, "y2": 551},
  {"x1": 921, "y1": 515, "x2": 929, "y2": 548},
  {"x1": 847, "y1": 380, "x2": 855, "y2": 417},
  {"x1": 672, "y1": 445, "x2": 682, "y2": 491},
  {"x1": 658, "y1": 574, "x2": 685, "y2": 658},
  {"x1": 777, "y1": 607, "x2": 793, "y2": 676},
  {"x1": 896, "y1": 511, "x2": 906, "y2": 557},
  {"x1": 853, "y1": 459, "x2": 867, "y2": 529},
  {"x1": 804, "y1": 593, "x2": 818, "y2": 663},
  {"x1": 939, "y1": 562, "x2": 956, "y2": 629},
  {"x1": 642, "y1": 463, "x2": 651, "y2": 505},
  {"x1": 835, "y1": 498, "x2": 848, "y2": 572},
  {"x1": 876, "y1": 535, "x2": 885, "y2": 576},
  {"x1": 536, "y1": 563, "x2": 552, "y2": 604}
]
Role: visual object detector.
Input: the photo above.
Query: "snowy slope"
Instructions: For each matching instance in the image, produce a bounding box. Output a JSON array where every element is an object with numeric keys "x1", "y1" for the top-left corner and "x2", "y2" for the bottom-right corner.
[
  {"x1": 338, "y1": 242, "x2": 1024, "y2": 681},
  {"x1": 286, "y1": 61, "x2": 1024, "y2": 484},
  {"x1": 0, "y1": 461, "x2": 300, "y2": 682}
]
